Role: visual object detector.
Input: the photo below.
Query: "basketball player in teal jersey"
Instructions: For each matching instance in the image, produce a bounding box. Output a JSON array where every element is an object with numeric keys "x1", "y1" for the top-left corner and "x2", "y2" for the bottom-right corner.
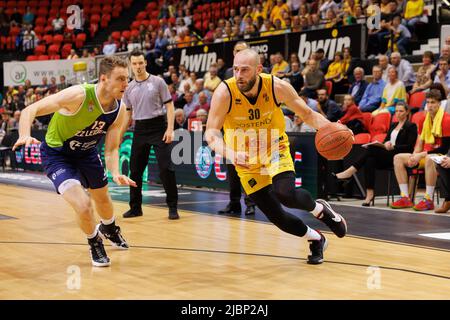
[{"x1": 13, "y1": 56, "x2": 136, "y2": 267}]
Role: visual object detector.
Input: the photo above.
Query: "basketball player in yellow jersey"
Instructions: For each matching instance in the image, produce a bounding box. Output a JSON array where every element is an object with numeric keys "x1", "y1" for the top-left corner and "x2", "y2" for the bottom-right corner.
[{"x1": 205, "y1": 49, "x2": 347, "y2": 264}]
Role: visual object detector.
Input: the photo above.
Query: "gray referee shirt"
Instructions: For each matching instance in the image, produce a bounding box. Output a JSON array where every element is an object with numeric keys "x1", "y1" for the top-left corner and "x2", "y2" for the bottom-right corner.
[{"x1": 123, "y1": 74, "x2": 172, "y2": 120}]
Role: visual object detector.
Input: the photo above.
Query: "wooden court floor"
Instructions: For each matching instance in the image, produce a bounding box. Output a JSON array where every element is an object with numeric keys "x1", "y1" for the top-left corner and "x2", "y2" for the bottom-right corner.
[{"x1": 0, "y1": 184, "x2": 449, "y2": 300}]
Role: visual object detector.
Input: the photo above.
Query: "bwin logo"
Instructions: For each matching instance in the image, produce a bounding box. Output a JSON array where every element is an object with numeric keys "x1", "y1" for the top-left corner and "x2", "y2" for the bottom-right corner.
[
  {"x1": 180, "y1": 49, "x2": 217, "y2": 73},
  {"x1": 297, "y1": 32, "x2": 351, "y2": 64}
]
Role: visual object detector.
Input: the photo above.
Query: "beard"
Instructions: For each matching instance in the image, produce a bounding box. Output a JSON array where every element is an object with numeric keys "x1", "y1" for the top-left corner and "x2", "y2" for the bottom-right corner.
[{"x1": 237, "y1": 75, "x2": 257, "y2": 93}]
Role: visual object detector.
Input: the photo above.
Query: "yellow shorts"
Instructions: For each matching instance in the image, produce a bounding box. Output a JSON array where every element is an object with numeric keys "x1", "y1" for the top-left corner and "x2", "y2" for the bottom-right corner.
[{"x1": 236, "y1": 148, "x2": 295, "y2": 195}]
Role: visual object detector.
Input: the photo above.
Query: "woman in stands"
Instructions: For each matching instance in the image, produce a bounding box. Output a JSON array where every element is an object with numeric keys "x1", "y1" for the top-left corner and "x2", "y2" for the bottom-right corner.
[
  {"x1": 338, "y1": 95, "x2": 366, "y2": 135},
  {"x1": 373, "y1": 66, "x2": 406, "y2": 115},
  {"x1": 334, "y1": 101, "x2": 417, "y2": 206}
]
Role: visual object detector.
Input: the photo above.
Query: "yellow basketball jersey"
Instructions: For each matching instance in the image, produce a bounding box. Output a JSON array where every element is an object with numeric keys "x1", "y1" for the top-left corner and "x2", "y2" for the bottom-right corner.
[{"x1": 223, "y1": 73, "x2": 289, "y2": 170}]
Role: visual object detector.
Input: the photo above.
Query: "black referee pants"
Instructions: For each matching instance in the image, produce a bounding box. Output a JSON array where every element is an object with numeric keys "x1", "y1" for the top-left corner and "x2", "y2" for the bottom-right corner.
[{"x1": 129, "y1": 117, "x2": 178, "y2": 210}]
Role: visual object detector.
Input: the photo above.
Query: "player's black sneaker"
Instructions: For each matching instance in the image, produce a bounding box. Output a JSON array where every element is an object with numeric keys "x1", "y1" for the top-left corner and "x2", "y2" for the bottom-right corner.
[
  {"x1": 88, "y1": 235, "x2": 110, "y2": 267},
  {"x1": 98, "y1": 223, "x2": 129, "y2": 249},
  {"x1": 123, "y1": 208, "x2": 143, "y2": 218},
  {"x1": 316, "y1": 199, "x2": 347, "y2": 238},
  {"x1": 307, "y1": 231, "x2": 328, "y2": 265},
  {"x1": 218, "y1": 202, "x2": 242, "y2": 215},
  {"x1": 169, "y1": 207, "x2": 180, "y2": 220}
]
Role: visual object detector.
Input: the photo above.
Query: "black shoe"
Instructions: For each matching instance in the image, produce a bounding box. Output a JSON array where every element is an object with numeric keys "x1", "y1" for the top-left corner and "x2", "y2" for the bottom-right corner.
[
  {"x1": 316, "y1": 199, "x2": 347, "y2": 238},
  {"x1": 245, "y1": 205, "x2": 255, "y2": 215},
  {"x1": 218, "y1": 203, "x2": 242, "y2": 215},
  {"x1": 331, "y1": 172, "x2": 352, "y2": 187},
  {"x1": 362, "y1": 198, "x2": 375, "y2": 207},
  {"x1": 98, "y1": 223, "x2": 129, "y2": 249},
  {"x1": 123, "y1": 208, "x2": 143, "y2": 218},
  {"x1": 88, "y1": 235, "x2": 110, "y2": 267},
  {"x1": 307, "y1": 231, "x2": 328, "y2": 265},
  {"x1": 168, "y1": 207, "x2": 180, "y2": 220}
]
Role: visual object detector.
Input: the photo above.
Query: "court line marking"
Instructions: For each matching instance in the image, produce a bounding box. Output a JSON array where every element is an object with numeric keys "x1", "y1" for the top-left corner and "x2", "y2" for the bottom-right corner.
[
  {"x1": 2, "y1": 183, "x2": 449, "y2": 254},
  {"x1": 0, "y1": 240, "x2": 449, "y2": 281}
]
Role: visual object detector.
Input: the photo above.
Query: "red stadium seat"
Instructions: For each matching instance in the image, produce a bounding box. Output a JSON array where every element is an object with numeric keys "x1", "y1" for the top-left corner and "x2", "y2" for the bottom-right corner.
[
  {"x1": 53, "y1": 34, "x2": 64, "y2": 46},
  {"x1": 48, "y1": 44, "x2": 60, "y2": 56},
  {"x1": 111, "y1": 31, "x2": 121, "y2": 41},
  {"x1": 61, "y1": 43, "x2": 72, "y2": 59},
  {"x1": 361, "y1": 112, "x2": 372, "y2": 132},
  {"x1": 136, "y1": 11, "x2": 147, "y2": 21},
  {"x1": 75, "y1": 33, "x2": 86, "y2": 48},
  {"x1": 26, "y1": 55, "x2": 39, "y2": 61},
  {"x1": 121, "y1": 30, "x2": 131, "y2": 40},
  {"x1": 35, "y1": 17, "x2": 46, "y2": 27},
  {"x1": 371, "y1": 133, "x2": 387, "y2": 143},
  {"x1": 50, "y1": 54, "x2": 61, "y2": 60},
  {"x1": 34, "y1": 44, "x2": 46, "y2": 56},
  {"x1": 37, "y1": 8, "x2": 48, "y2": 17},
  {"x1": 130, "y1": 21, "x2": 141, "y2": 30},
  {"x1": 411, "y1": 111, "x2": 426, "y2": 134},
  {"x1": 123, "y1": 0, "x2": 133, "y2": 9},
  {"x1": 408, "y1": 91, "x2": 426, "y2": 110},
  {"x1": 38, "y1": 55, "x2": 49, "y2": 61},
  {"x1": 369, "y1": 113, "x2": 391, "y2": 136},
  {"x1": 90, "y1": 14, "x2": 101, "y2": 25},
  {"x1": 42, "y1": 34, "x2": 53, "y2": 45},
  {"x1": 101, "y1": 14, "x2": 111, "y2": 29},
  {"x1": 103, "y1": 5, "x2": 113, "y2": 14},
  {"x1": 91, "y1": 6, "x2": 102, "y2": 15},
  {"x1": 353, "y1": 133, "x2": 371, "y2": 145},
  {"x1": 325, "y1": 81, "x2": 333, "y2": 96},
  {"x1": 112, "y1": 4, "x2": 123, "y2": 18}
]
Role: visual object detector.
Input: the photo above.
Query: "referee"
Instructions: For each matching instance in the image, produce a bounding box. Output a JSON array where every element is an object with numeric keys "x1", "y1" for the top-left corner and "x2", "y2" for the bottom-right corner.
[{"x1": 122, "y1": 49, "x2": 179, "y2": 219}]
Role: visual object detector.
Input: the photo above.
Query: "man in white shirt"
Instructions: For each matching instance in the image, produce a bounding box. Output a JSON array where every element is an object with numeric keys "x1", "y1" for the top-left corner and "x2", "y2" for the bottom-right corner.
[{"x1": 390, "y1": 52, "x2": 416, "y2": 91}]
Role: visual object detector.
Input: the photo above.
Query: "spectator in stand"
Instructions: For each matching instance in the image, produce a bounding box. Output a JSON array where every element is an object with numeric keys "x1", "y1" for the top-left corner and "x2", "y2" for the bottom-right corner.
[
  {"x1": 290, "y1": 114, "x2": 316, "y2": 133},
  {"x1": 316, "y1": 88, "x2": 343, "y2": 122},
  {"x1": 204, "y1": 65, "x2": 221, "y2": 92},
  {"x1": 203, "y1": 22, "x2": 216, "y2": 43},
  {"x1": 391, "y1": 90, "x2": 450, "y2": 211},
  {"x1": 188, "y1": 92, "x2": 209, "y2": 119},
  {"x1": 410, "y1": 51, "x2": 435, "y2": 94},
  {"x1": 48, "y1": 77, "x2": 58, "y2": 94},
  {"x1": 182, "y1": 91, "x2": 196, "y2": 119},
  {"x1": 271, "y1": 52, "x2": 289, "y2": 76},
  {"x1": 91, "y1": 47, "x2": 101, "y2": 56},
  {"x1": 81, "y1": 49, "x2": 90, "y2": 58},
  {"x1": 379, "y1": 54, "x2": 393, "y2": 82},
  {"x1": 52, "y1": 13, "x2": 65, "y2": 34},
  {"x1": 10, "y1": 7, "x2": 22, "y2": 26},
  {"x1": 58, "y1": 75, "x2": 69, "y2": 91},
  {"x1": 325, "y1": 51, "x2": 346, "y2": 98},
  {"x1": 67, "y1": 49, "x2": 79, "y2": 60},
  {"x1": 433, "y1": 57, "x2": 450, "y2": 96},
  {"x1": 303, "y1": 59, "x2": 325, "y2": 99},
  {"x1": 286, "y1": 62, "x2": 304, "y2": 92},
  {"x1": 10, "y1": 110, "x2": 21, "y2": 131},
  {"x1": 359, "y1": 65, "x2": 386, "y2": 112},
  {"x1": 390, "y1": 52, "x2": 415, "y2": 92},
  {"x1": 374, "y1": 66, "x2": 406, "y2": 115},
  {"x1": 387, "y1": 15, "x2": 411, "y2": 55},
  {"x1": 196, "y1": 108, "x2": 208, "y2": 130},
  {"x1": 348, "y1": 67, "x2": 368, "y2": 106},
  {"x1": 403, "y1": 0, "x2": 427, "y2": 35},
  {"x1": 103, "y1": 36, "x2": 117, "y2": 55},
  {"x1": 298, "y1": 89, "x2": 319, "y2": 112},
  {"x1": 35, "y1": 77, "x2": 49, "y2": 95},
  {"x1": 217, "y1": 58, "x2": 227, "y2": 80},
  {"x1": 174, "y1": 108, "x2": 187, "y2": 130},
  {"x1": 315, "y1": 49, "x2": 330, "y2": 74},
  {"x1": 338, "y1": 95, "x2": 366, "y2": 135},
  {"x1": 24, "y1": 88, "x2": 36, "y2": 106},
  {"x1": 21, "y1": 24, "x2": 37, "y2": 52},
  {"x1": 319, "y1": 0, "x2": 339, "y2": 20},
  {"x1": 22, "y1": 6, "x2": 35, "y2": 26},
  {"x1": 117, "y1": 36, "x2": 129, "y2": 52},
  {"x1": 128, "y1": 36, "x2": 142, "y2": 52}
]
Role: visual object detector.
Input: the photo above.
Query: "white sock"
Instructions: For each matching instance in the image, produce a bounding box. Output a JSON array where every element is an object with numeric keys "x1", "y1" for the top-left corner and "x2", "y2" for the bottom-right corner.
[
  {"x1": 303, "y1": 226, "x2": 321, "y2": 241},
  {"x1": 101, "y1": 216, "x2": 115, "y2": 226},
  {"x1": 86, "y1": 229, "x2": 98, "y2": 239},
  {"x1": 399, "y1": 184, "x2": 409, "y2": 197},
  {"x1": 425, "y1": 186, "x2": 435, "y2": 199},
  {"x1": 311, "y1": 202, "x2": 324, "y2": 217}
]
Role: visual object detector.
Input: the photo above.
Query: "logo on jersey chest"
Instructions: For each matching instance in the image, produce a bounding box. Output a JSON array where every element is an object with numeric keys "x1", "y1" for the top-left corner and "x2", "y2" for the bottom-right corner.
[
  {"x1": 87, "y1": 103, "x2": 95, "y2": 112},
  {"x1": 262, "y1": 93, "x2": 270, "y2": 102}
]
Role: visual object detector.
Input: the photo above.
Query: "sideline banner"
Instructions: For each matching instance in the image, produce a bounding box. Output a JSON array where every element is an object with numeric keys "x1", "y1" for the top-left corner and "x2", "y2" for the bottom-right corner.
[
  {"x1": 10, "y1": 130, "x2": 321, "y2": 198},
  {"x1": 3, "y1": 58, "x2": 96, "y2": 86}
]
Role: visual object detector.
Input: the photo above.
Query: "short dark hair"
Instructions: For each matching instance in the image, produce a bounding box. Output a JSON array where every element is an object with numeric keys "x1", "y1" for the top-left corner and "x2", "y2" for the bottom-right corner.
[
  {"x1": 429, "y1": 83, "x2": 446, "y2": 100},
  {"x1": 99, "y1": 56, "x2": 128, "y2": 76},
  {"x1": 129, "y1": 49, "x2": 145, "y2": 59},
  {"x1": 423, "y1": 51, "x2": 434, "y2": 62},
  {"x1": 427, "y1": 89, "x2": 442, "y2": 101},
  {"x1": 395, "y1": 101, "x2": 409, "y2": 112},
  {"x1": 316, "y1": 48, "x2": 325, "y2": 54}
]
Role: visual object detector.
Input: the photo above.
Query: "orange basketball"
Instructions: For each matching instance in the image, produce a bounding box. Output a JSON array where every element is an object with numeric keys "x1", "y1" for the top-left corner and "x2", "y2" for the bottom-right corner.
[{"x1": 315, "y1": 122, "x2": 354, "y2": 160}]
